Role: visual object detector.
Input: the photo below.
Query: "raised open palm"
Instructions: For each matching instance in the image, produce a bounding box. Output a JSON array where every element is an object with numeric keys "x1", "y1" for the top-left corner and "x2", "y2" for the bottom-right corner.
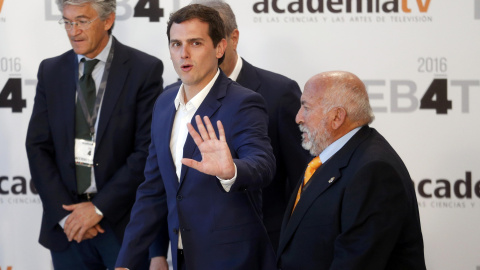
[{"x1": 182, "y1": 115, "x2": 235, "y2": 180}]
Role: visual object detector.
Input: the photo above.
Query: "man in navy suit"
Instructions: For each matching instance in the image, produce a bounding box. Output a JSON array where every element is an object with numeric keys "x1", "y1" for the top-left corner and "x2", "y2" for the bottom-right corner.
[
  {"x1": 115, "y1": 4, "x2": 276, "y2": 270},
  {"x1": 25, "y1": 0, "x2": 163, "y2": 269},
  {"x1": 185, "y1": 0, "x2": 311, "y2": 252},
  {"x1": 276, "y1": 71, "x2": 426, "y2": 269}
]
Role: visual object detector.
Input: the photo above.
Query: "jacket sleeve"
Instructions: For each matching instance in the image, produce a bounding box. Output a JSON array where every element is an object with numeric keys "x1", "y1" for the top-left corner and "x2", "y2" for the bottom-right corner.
[
  {"x1": 330, "y1": 161, "x2": 410, "y2": 270},
  {"x1": 116, "y1": 123, "x2": 169, "y2": 268},
  {"x1": 25, "y1": 60, "x2": 75, "y2": 229},
  {"x1": 91, "y1": 58, "x2": 163, "y2": 223},
  {"x1": 227, "y1": 91, "x2": 276, "y2": 192}
]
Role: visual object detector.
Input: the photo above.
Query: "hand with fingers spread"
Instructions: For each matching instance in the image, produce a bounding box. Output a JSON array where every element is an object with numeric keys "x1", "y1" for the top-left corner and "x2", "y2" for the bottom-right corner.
[
  {"x1": 182, "y1": 115, "x2": 236, "y2": 180},
  {"x1": 63, "y1": 202, "x2": 104, "y2": 243}
]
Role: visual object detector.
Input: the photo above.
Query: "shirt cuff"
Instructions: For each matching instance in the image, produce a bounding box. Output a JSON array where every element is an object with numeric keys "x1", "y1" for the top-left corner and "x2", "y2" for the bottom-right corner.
[
  {"x1": 217, "y1": 163, "x2": 237, "y2": 192},
  {"x1": 59, "y1": 214, "x2": 70, "y2": 228},
  {"x1": 94, "y1": 205, "x2": 103, "y2": 216}
]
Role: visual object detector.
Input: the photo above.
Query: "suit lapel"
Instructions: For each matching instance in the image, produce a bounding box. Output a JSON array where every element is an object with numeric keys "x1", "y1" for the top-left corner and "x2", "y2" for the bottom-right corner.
[
  {"x1": 178, "y1": 72, "x2": 228, "y2": 189},
  {"x1": 62, "y1": 51, "x2": 78, "y2": 170},
  {"x1": 159, "y1": 88, "x2": 181, "y2": 191},
  {"x1": 277, "y1": 126, "x2": 372, "y2": 256},
  {"x1": 236, "y1": 58, "x2": 261, "y2": 92},
  {"x1": 277, "y1": 164, "x2": 342, "y2": 255},
  {"x1": 96, "y1": 38, "x2": 128, "y2": 146}
]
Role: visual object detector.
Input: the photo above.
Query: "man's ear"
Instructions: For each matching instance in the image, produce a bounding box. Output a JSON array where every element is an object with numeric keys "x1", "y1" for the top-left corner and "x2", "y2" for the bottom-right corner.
[
  {"x1": 104, "y1": 12, "x2": 115, "y2": 32},
  {"x1": 216, "y1": 38, "x2": 227, "y2": 59},
  {"x1": 331, "y1": 107, "x2": 347, "y2": 130},
  {"x1": 230, "y1": 29, "x2": 239, "y2": 50}
]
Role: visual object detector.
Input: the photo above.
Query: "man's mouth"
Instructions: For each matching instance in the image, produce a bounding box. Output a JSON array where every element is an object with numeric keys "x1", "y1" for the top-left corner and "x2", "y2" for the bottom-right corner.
[
  {"x1": 181, "y1": 64, "x2": 193, "y2": 72},
  {"x1": 71, "y1": 38, "x2": 84, "y2": 43}
]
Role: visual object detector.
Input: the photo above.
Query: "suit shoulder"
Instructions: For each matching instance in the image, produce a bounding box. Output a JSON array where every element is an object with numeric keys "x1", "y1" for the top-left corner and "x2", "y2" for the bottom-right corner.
[
  {"x1": 164, "y1": 81, "x2": 182, "y2": 92},
  {"x1": 227, "y1": 80, "x2": 266, "y2": 102},
  {"x1": 120, "y1": 42, "x2": 162, "y2": 65},
  {"x1": 242, "y1": 60, "x2": 296, "y2": 89},
  {"x1": 246, "y1": 62, "x2": 301, "y2": 97},
  {"x1": 352, "y1": 128, "x2": 408, "y2": 170},
  {"x1": 37, "y1": 50, "x2": 76, "y2": 74},
  {"x1": 255, "y1": 65, "x2": 296, "y2": 84},
  {"x1": 156, "y1": 81, "x2": 180, "y2": 101},
  {"x1": 40, "y1": 50, "x2": 75, "y2": 66}
]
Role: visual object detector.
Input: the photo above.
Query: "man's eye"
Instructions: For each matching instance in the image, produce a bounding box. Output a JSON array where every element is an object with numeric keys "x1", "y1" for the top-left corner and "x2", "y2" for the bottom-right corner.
[{"x1": 78, "y1": 20, "x2": 88, "y2": 25}]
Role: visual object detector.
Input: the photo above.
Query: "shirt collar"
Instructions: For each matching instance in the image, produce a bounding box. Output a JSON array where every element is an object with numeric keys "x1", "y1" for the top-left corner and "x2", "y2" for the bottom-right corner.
[
  {"x1": 228, "y1": 54, "x2": 243, "y2": 81},
  {"x1": 319, "y1": 126, "x2": 361, "y2": 164},
  {"x1": 76, "y1": 35, "x2": 113, "y2": 63},
  {"x1": 174, "y1": 69, "x2": 221, "y2": 110}
]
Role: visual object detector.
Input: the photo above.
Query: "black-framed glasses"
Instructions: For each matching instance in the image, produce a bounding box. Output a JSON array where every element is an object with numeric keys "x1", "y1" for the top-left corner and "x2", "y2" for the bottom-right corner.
[{"x1": 58, "y1": 17, "x2": 99, "y2": 31}]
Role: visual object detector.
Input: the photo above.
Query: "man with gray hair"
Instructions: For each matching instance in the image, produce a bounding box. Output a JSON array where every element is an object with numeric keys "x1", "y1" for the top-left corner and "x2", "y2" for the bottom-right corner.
[
  {"x1": 276, "y1": 71, "x2": 426, "y2": 269},
  {"x1": 184, "y1": 0, "x2": 311, "y2": 251},
  {"x1": 25, "y1": 0, "x2": 163, "y2": 269}
]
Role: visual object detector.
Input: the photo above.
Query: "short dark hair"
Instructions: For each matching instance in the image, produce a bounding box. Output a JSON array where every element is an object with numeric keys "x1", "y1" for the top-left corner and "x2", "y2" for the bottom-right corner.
[{"x1": 167, "y1": 4, "x2": 226, "y2": 65}]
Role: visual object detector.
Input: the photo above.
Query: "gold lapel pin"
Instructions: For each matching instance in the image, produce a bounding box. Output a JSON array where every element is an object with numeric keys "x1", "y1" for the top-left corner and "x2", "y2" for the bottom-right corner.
[{"x1": 328, "y1": 177, "x2": 335, "y2": 183}]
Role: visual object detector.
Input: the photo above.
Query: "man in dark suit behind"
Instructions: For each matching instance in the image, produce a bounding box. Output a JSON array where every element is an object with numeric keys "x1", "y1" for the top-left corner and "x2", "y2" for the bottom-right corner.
[
  {"x1": 189, "y1": 0, "x2": 311, "y2": 252},
  {"x1": 25, "y1": 0, "x2": 163, "y2": 269},
  {"x1": 277, "y1": 71, "x2": 426, "y2": 269},
  {"x1": 116, "y1": 4, "x2": 276, "y2": 270}
]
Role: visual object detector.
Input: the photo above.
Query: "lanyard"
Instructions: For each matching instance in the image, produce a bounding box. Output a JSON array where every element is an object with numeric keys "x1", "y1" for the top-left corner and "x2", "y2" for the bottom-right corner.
[{"x1": 75, "y1": 39, "x2": 115, "y2": 138}]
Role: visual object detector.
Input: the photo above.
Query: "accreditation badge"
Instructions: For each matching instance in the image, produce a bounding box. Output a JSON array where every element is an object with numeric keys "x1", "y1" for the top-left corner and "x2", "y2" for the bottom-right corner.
[{"x1": 75, "y1": 139, "x2": 95, "y2": 167}]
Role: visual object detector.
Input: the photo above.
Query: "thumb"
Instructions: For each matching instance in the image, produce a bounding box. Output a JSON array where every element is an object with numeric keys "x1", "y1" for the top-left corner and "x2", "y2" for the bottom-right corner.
[
  {"x1": 62, "y1": 204, "x2": 76, "y2": 211},
  {"x1": 182, "y1": 158, "x2": 200, "y2": 170},
  {"x1": 95, "y1": 224, "x2": 105, "y2": 234}
]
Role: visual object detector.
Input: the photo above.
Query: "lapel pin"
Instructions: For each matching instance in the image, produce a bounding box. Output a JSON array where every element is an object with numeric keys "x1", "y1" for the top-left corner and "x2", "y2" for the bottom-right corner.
[{"x1": 328, "y1": 177, "x2": 335, "y2": 183}]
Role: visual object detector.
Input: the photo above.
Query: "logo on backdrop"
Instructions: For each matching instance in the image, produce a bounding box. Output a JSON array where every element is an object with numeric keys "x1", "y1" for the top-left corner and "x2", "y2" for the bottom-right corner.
[
  {"x1": 413, "y1": 171, "x2": 480, "y2": 209},
  {"x1": 0, "y1": 176, "x2": 41, "y2": 205},
  {"x1": 0, "y1": 58, "x2": 27, "y2": 113},
  {"x1": 0, "y1": 0, "x2": 4, "y2": 14},
  {"x1": 364, "y1": 57, "x2": 479, "y2": 115},
  {"x1": 45, "y1": 0, "x2": 165, "y2": 22},
  {"x1": 252, "y1": 0, "x2": 433, "y2": 24}
]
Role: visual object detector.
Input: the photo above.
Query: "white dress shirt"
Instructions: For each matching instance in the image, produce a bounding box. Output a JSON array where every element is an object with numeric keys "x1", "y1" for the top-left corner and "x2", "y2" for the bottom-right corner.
[
  {"x1": 59, "y1": 36, "x2": 113, "y2": 227},
  {"x1": 76, "y1": 35, "x2": 113, "y2": 194},
  {"x1": 171, "y1": 69, "x2": 237, "y2": 249},
  {"x1": 228, "y1": 54, "x2": 243, "y2": 81}
]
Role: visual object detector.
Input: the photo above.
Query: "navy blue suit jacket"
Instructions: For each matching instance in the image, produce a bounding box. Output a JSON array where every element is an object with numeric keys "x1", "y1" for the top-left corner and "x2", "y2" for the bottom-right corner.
[
  {"x1": 25, "y1": 37, "x2": 163, "y2": 251},
  {"x1": 236, "y1": 59, "x2": 311, "y2": 250},
  {"x1": 117, "y1": 72, "x2": 277, "y2": 270},
  {"x1": 277, "y1": 126, "x2": 426, "y2": 270}
]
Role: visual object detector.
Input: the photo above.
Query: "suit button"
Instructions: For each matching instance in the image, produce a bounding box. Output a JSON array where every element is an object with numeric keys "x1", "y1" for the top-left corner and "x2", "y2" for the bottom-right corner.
[
  {"x1": 177, "y1": 195, "x2": 183, "y2": 200},
  {"x1": 95, "y1": 163, "x2": 99, "y2": 166},
  {"x1": 173, "y1": 228, "x2": 178, "y2": 234}
]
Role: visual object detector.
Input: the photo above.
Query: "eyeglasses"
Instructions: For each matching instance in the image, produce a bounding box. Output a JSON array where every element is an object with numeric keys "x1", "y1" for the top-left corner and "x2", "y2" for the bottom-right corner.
[{"x1": 58, "y1": 17, "x2": 99, "y2": 31}]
